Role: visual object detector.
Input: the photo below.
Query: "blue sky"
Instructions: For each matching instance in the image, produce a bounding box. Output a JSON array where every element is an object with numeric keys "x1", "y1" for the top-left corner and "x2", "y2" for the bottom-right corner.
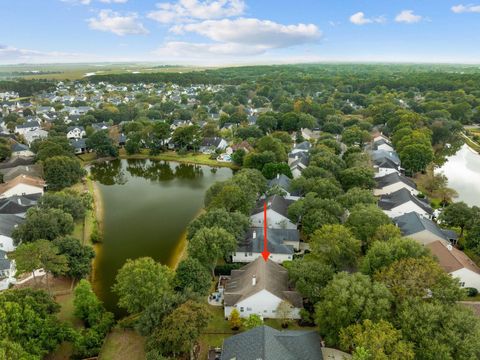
[{"x1": 0, "y1": 0, "x2": 479, "y2": 65}]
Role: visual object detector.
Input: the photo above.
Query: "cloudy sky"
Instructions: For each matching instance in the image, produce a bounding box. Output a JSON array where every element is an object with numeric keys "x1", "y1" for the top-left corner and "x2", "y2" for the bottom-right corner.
[{"x1": 1, "y1": 0, "x2": 479, "y2": 65}]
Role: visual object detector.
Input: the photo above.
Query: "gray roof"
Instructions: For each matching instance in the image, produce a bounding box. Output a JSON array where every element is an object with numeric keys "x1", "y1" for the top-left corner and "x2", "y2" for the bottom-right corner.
[
  {"x1": 370, "y1": 149, "x2": 400, "y2": 167},
  {"x1": 0, "y1": 156, "x2": 35, "y2": 170},
  {"x1": 252, "y1": 195, "x2": 295, "y2": 218},
  {"x1": 0, "y1": 214, "x2": 24, "y2": 236},
  {"x1": 221, "y1": 325, "x2": 323, "y2": 360},
  {"x1": 201, "y1": 137, "x2": 224, "y2": 147},
  {"x1": 16, "y1": 121, "x2": 40, "y2": 129},
  {"x1": 11, "y1": 143, "x2": 29, "y2": 152},
  {"x1": 372, "y1": 138, "x2": 392, "y2": 150},
  {"x1": 0, "y1": 193, "x2": 40, "y2": 215},
  {"x1": 69, "y1": 138, "x2": 86, "y2": 149},
  {"x1": 378, "y1": 188, "x2": 433, "y2": 214},
  {"x1": 237, "y1": 228, "x2": 299, "y2": 255},
  {"x1": 0, "y1": 164, "x2": 43, "y2": 182},
  {"x1": 224, "y1": 257, "x2": 303, "y2": 308},
  {"x1": 268, "y1": 174, "x2": 291, "y2": 193},
  {"x1": 0, "y1": 250, "x2": 11, "y2": 271},
  {"x1": 294, "y1": 141, "x2": 312, "y2": 151},
  {"x1": 394, "y1": 212, "x2": 447, "y2": 240},
  {"x1": 376, "y1": 172, "x2": 417, "y2": 190}
]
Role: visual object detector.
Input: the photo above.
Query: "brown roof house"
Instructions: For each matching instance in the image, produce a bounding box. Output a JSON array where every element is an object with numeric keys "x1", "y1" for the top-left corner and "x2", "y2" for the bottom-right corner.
[
  {"x1": 0, "y1": 175, "x2": 45, "y2": 198},
  {"x1": 223, "y1": 257, "x2": 302, "y2": 320},
  {"x1": 427, "y1": 240, "x2": 480, "y2": 291}
]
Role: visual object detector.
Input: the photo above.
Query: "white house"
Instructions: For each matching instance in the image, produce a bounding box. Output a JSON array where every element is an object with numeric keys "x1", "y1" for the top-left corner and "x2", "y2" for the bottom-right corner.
[
  {"x1": 265, "y1": 174, "x2": 301, "y2": 201},
  {"x1": 199, "y1": 137, "x2": 228, "y2": 154},
  {"x1": 372, "y1": 138, "x2": 394, "y2": 152},
  {"x1": 427, "y1": 240, "x2": 480, "y2": 291},
  {"x1": 67, "y1": 126, "x2": 86, "y2": 140},
  {"x1": 250, "y1": 195, "x2": 297, "y2": 230},
  {"x1": 15, "y1": 121, "x2": 40, "y2": 136},
  {"x1": 374, "y1": 172, "x2": 419, "y2": 196},
  {"x1": 0, "y1": 175, "x2": 45, "y2": 198},
  {"x1": 394, "y1": 212, "x2": 453, "y2": 246},
  {"x1": 223, "y1": 257, "x2": 302, "y2": 319},
  {"x1": 378, "y1": 188, "x2": 433, "y2": 219},
  {"x1": 0, "y1": 250, "x2": 16, "y2": 290},
  {"x1": 371, "y1": 149, "x2": 402, "y2": 178},
  {"x1": 232, "y1": 228, "x2": 300, "y2": 264},
  {"x1": 0, "y1": 214, "x2": 24, "y2": 252},
  {"x1": 23, "y1": 129, "x2": 48, "y2": 146},
  {"x1": 11, "y1": 143, "x2": 34, "y2": 158}
]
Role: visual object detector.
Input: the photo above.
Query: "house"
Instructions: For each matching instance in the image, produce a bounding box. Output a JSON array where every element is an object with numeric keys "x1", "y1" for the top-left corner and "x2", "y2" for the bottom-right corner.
[
  {"x1": 221, "y1": 325, "x2": 333, "y2": 360},
  {"x1": 0, "y1": 250, "x2": 16, "y2": 290},
  {"x1": 378, "y1": 188, "x2": 433, "y2": 219},
  {"x1": 15, "y1": 121, "x2": 40, "y2": 135},
  {"x1": 0, "y1": 156, "x2": 35, "y2": 170},
  {"x1": 394, "y1": 212, "x2": 452, "y2": 246},
  {"x1": 23, "y1": 129, "x2": 48, "y2": 145},
  {"x1": 223, "y1": 257, "x2": 302, "y2": 319},
  {"x1": 250, "y1": 195, "x2": 297, "y2": 230},
  {"x1": 289, "y1": 155, "x2": 309, "y2": 179},
  {"x1": 301, "y1": 128, "x2": 321, "y2": 141},
  {"x1": 371, "y1": 149, "x2": 402, "y2": 178},
  {"x1": 427, "y1": 240, "x2": 480, "y2": 291},
  {"x1": 232, "y1": 227, "x2": 300, "y2": 264},
  {"x1": 170, "y1": 119, "x2": 192, "y2": 130},
  {"x1": 372, "y1": 138, "x2": 394, "y2": 152},
  {"x1": 199, "y1": 137, "x2": 228, "y2": 154},
  {"x1": 0, "y1": 193, "x2": 40, "y2": 217},
  {"x1": 374, "y1": 172, "x2": 419, "y2": 196},
  {"x1": 0, "y1": 175, "x2": 45, "y2": 198},
  {"x1": 11, "y1": 142, "x2": 34, "y2": 157},
  {"x1": 0, "y1": 214, "x2": 24, "y2": 252},
  {"x1": 69, "y1": 138, "x2": 87, "y2": 155},
  {"x1": 266, "y1": 174, "x2": 301, "y2": 200},
  {"x1": 91, "y1": 122, "x2": 110, "y2": 132},
  {"x1": 290, "y1": 141, "x2": 311, "y2": 156},
  {"x1": 67, "y1": 126, "x2": 86, "y2": 140},
  {"x1": 231, "y1": 140, "x2": 254, "y2": 154},
  {"x1": 0, "y1": 164, "x2": 43, "y2": 182},
  {"x1": 288, "y1": 150, "x2": 309, "y2": 166}
]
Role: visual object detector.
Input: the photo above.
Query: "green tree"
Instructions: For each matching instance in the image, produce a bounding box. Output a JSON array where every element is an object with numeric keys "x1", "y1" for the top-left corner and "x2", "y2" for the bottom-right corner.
[
  {"x1": 38, "y1": 190, "x2": 90, "y2": 221},
  {"x1": 174, "y1": 257, "x2": 211, "y2": 296},
  {"x1": 338, "y1": 187, "x2": 376, "y2": 210},
  {"x1": 43, "y1": 156, "x2": 86, "y2": 191},
  {"x1": 315, "y1": 272, "x2": 393, "y2": 346},
  {"x1": 399, "y1": 143, "x2": 434, "y2": 175},
  {"x1": 340, "y1": 320, "x2": 415, "y2": 360},
  {"x1": 346, "y1": 205, "x2": 391, "y2": 247},
  {"x1": 36, "y1": 137, "x2": 75, "y2": 161},
  {"x1": 371, "y1": 224, "x2": 402, "y2": 243},
  {"x1": 53, "y1": 237, "x2": 95, "y2": 279},
  {"x1": 339, "y1": 167, "x2": 375, "y2": 191},
  {"x1": 86, "y1": 130, "x2": 118, "y2": 158},
  {"x1": 439, "y1": 202, "x2": 474, "y2": 236},
  {"x1": 243, "y1": 314, "x2": 263, "y2": 330},
  {"x1": 113, "y1": 257, "x2": 174, "y2": 314},
  {"x1": 229, "y1": 308, "x2": 242, "y2": 330},
  {"x1": 187, "y1": 209, "x2": 249, "y2": 241},
  {"x1": 277, "y1": 300, "x2": 294, "y2": 328},
  {"x1": 261, "y1": 162, "x2": 292, "y2": 180}
]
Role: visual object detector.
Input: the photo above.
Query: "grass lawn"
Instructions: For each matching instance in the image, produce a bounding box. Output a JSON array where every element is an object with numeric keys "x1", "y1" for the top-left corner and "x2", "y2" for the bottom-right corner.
[
  {"x1": 78, "y1": 152, "x2": 97, "y2": 163},
  {"x1": 99, "y1": 328, "x2": 146, "y2": 360},
  {"x1": 55, "y1": 292, "x2": 84, "y2": 328}
]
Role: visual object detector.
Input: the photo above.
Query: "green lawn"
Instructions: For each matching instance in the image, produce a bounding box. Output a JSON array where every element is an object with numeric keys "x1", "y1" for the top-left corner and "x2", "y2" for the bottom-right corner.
[{"x1": 99, "y1": 328, "x2": 146, "y2": 360}]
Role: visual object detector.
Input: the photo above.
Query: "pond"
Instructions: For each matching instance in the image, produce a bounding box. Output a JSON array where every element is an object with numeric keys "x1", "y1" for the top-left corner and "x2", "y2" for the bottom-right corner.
[
  {"x1": 437, "y1": 144, "x2": 480, "y2": 207},
  {"x1": 89, "y1": 159, "x2": 233, "y2": 315}
]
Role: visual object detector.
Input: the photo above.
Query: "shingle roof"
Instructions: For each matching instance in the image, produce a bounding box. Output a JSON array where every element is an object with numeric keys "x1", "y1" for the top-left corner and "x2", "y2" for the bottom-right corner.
[
  {"x1": 221, "y1": 325, "x2": 323, "y2": 360},
  {"x1": 0, "y1": 193, "x2": 40, "y2": 215},
  {"x1": 0, "y1": 157, "x2": 35, "y2": 169},
  {"x1": 0, "y1": 175, "x2": 45, "y2": 195},
  {"x1": 0, "y1": 214, "x2": 24, "y2": 236},
  {"x1": 394, "y1": 212, "x2": 446, "y2": 239},
  {"x1": 294, "y1": 141, "x2": 311, "y2": 151},
  {"x1": 268, "y1": 174, "x2": 291, "y2": 193},
  {"x1": 370, "y1": 149, "x2": 401, "y2": 167},
  {"x1": 376, "y1": 172, "x2": 417, "y2": 190},
  {"x1": 224, "y1": 257, "x2": 303, "y2": 308},
  {"x1": 237, "y1": 228, "x2": 299, "y2": 255},
  {"x1": 0, "y1": 164, "x2": 43, "y2": 182},
  {"x1": 378, "y1": 188, "x2": 433, "y2": 214},
  {"x1": 0, "y1": 251, "x2": 11, "y2": 270},
  {"x1": 252, "y1": 195, "x2": 295, "y2": 219},
  {"x1": 201, "y1": 137, "x2": 224, "y2": 147},
  {"x1": 427, "y1": 240, "x2": 480, "y2": 274}
]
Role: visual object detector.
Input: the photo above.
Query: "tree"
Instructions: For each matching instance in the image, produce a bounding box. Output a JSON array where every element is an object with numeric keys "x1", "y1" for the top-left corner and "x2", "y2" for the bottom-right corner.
[
  {"x1": 346, "y1": 205, "x2": 391, "y2": 247},
  {"x1": 53, "y1": 237, "x2": 95, "y2": 279},
  {"x1": 113, "y1": 257, "x2": 174, "y2": 314},
  {"x1": 399, "y1": 143, "x2": 434, "y2": 175},
  {"x1": 43, "y1": 156, "x2": 86, "y2": 191},
  {"x1": 309, "y1": 225, "x2": 362, "y2": 271},
  {"x1": 187, "y1": 209, "x2": 249, "y2": 241},
  {"x1": 277, "y1": 301, "x2": 293, "y2": 328},
  {"x1": 371, "y1": 224, "x2": 402, "y2": 242},
  {"x1": 0, "y1": 339, "x2": 37, "y2": 360},
  {"x1": 229, "y1": 308, "x2": 242, "y2": 330},
  {"x1": 172, "y1": 125, "x2": 201, "y2": 150},
  {"x1": 338, "y1": 187, "x2": 376, "y2": 210},
  {"x1": 340, "y1": 320, "x2": 415, "y2": 360},
  {"x1": 339, "y1": 167, "x2": 375, "y2": 191},
  {"x1": 261, "y1": 162, "x2": 292, "y2": 180},
  {"x1": 146, "y1": 300, "x2": 211, "y2": 358},
  {"x1": 38, "y1": 191, "x2": 90, "y2": 221},
  {"x1": 86, "y1": 130, "x2": 118, "y2": 158},
  {"x1": 188, "y1": 226, "x2": 237, "y2": 278},
  {"x1": 174, "y1": 257, "x2": 211, "y2": 296},
  {"x1": 374, "y1": 257, "x2": 464, "y2": 305},
  {"x1": 12, "y1": 208, "x2": 74, "y2": 244},
  {"x1": 286, "y1": 256, "x2": 334, "y2": 304},
  {"x1": 361, "y1": 238, "x2": 430, "y2": 275},
  {"x1": 315, "y1": 272, "x2": 393, "y2": 346},
  {"x1": 243, "y1": 314, "x2": 263, "y2": 330},
  {"x1": 439, "y1": 202, "x2": 474, "y2": 236},
  {"x1": 466, "y1": 222, "x2": 480, "y2": 256},
  {"x1": 36, "y1": 137, "x2": 75, "y2": 161}
]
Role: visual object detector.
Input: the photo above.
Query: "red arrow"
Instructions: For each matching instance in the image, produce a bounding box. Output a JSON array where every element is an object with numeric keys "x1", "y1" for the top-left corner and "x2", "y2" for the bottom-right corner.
[{"x1": 261, "y1": 201, "x2": 270, "y2": 261}]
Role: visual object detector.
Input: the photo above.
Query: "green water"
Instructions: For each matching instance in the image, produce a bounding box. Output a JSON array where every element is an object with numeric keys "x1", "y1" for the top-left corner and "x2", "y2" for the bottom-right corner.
[{"x1": 89, "y1": 159, "x2": 232, "y2": 315}]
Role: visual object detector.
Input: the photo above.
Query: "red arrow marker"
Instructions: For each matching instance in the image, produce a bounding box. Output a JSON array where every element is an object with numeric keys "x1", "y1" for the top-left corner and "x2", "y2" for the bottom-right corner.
[{"x1": 261, "y1": 201, "x2": 270, "y2": 261}]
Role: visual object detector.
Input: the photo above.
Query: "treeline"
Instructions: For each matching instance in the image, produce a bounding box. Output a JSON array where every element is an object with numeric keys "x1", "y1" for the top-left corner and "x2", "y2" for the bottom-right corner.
[{"x1": 0, "y1": 79, "x2": 55, "y2": 97}]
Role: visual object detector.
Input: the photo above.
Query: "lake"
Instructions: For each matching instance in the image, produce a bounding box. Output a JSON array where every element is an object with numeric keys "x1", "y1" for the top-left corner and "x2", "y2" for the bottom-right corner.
[
  {"x1": 89, "y1": 159, "x2": 233, "y2": 315},
  {"x1": 438, "y1": 144, "x2": 480, "y2": 207}
]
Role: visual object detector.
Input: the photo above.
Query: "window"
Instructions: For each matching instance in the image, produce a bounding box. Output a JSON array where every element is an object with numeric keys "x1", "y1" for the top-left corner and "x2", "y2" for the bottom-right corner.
[
  {"x1": 244, "y1": 253, "x2": 248, "y2": 257},
  {"x1": 247, "y1": 307, "x2": 252, "y2": 311},
  {"x1": 240, "y1": 307, "x2": 244, "y2": 312},
  {"x1": 460, "y1": 282, "x2": 466, "y2": 287},
  {"x1": 264, "y1": 310, "x2": 267, "y2": 313}
]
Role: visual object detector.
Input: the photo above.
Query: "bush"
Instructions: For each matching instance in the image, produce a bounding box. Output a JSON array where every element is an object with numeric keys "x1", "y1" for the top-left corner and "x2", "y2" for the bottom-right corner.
[
  {"x1": 214, "y1": 263, "x2": 244, "y2": 276},
  {"x1": 90, "y1": 222, "x2": 103, "y2": 243},
  {"x1": 466, "y1": 287, "x2": 478, "y2": 297}
]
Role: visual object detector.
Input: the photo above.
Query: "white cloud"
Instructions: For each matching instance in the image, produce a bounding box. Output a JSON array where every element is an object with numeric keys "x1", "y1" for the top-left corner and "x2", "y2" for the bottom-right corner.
[
  {"x1": 0, "y1": 45, "x2": 101, "y2": 64},
  {"x1": 147, "y1": 0, "x2": 245, "y2": 23},
  {"x1": 170, "y1": 18, "x2": 320, "y2": 49},
  {"x1": 395, "y1": 10, "x2": 422, "y2": 23},
  {"x1": 451, "y1": 4, "x2": 480, "y2": 13},
  {"x1": 87, "y1": 10, "x2": 149, "y2": 36},
  {"x1": 153, "y1": 41, "x2": 268, "y2": 57},
  {"x1": 61, "y1": 0, "x2": 92, "y2": 4},
  {"x1": 349, "y1": 12, "x2": 386, "y2": 25},
  {"x1": 100, "y1": 0, "x2": 128, "y2": 3}
]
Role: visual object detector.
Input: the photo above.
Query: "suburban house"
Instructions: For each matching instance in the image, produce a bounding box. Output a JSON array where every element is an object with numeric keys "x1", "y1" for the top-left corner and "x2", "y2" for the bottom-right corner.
[
  {"x1": 0, "y1": 194, "x2": 40, "y2": 217},
  {"x1": 371, "y1": 149, "x2": 402, "y2": 178},
  {"x1": 0, "y1": 164, "x2": 43, "y2": 182},
  {"x1": 223, "y1": 257, "x2": 303, "y2": 319},
  {"x1": 0, "y1": 249, "x2": 16, "y2": 290},
  {"x1": 0, "y1": 175, "x2": 45, "y2": 198},
  {"x1": 372, "y1": 138, "x2": 394, "y2": 152},
  {"x1": 0, "y1": 156, "x2": 35, "y2": 170},
  {"x1": 11, "y1": 142, "x2": 34, "y2": 157},
  {"x1": 301, "y1": 128, "x2": 321, "y2": 141},
  {"x1": 170, "y1": 119, "x2": 193, "y2": 130},
  {"x1": 232, "y1": 227, "x2": 300, "y2": 264},
  {"x1": 265, "y1": 174, "x2": 301, "y2": 200},
  {"x1": 70, "y1": 138, "x2": 87, "y2": 154},
  {"x1": 92, "y1": 122, "x2": 110, "y2": 132},
  {"x1": 199, "y1": 137, "x2": 228, "y2": 154},
  {"x1": 290, "y1": 141, "x2": 311, "y2": 155},
  {"x1": 0, "y1": 214, "x2": 24, "y2": 252},
  {"x1": 67, "y1": 126, "x2": 86, "y2": 140},
  {"x1": 427, "y1": 240, "x2": 480, "y2": 291},
  {"x1": 250, "y1": 195, "x2": 297, "y2": 230},
  {"x1": 289, "y1": 157, "x2": 309, "y2": 179},
  {"x1": 378, "y1": 188, "x2": 433, "y2": 219},
  {"x1": 394, "y1": 212, "x2": 454, "y2": 246},
  {"x1": 231, "y1": 140, "x2": 253, "y2": 154},
  {"x1": 221, "y1": 325, "x2": 337, "y2": 360},
  {"x1": 374, "y1": 172, "x2": 419, "y2": 196},
  {"x1": 14, "y1": 121, "x2": 40, "y2": 135},
  {"x1": 23, "y1": 128, "x2": 48, "y2": 145}
]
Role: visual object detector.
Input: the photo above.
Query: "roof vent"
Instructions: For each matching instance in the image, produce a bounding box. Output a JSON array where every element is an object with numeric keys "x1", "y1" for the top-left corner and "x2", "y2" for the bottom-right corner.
[
  {"x1": 252, "y1": 275, "x2": 256, "y2": 286},
  {"x1": 252, "y1": 230, "x2": 257, "y2": 239},
  {"x1": 447, "y1": 244, "x2": 453, "y2": 251}
]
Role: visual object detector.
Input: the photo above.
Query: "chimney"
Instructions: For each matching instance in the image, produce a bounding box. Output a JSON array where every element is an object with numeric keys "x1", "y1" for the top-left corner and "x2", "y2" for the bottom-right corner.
[
  {"x1": 252, "y1": 230, "x2": 256, "y2": 239},
  {"x1": 447, "y1": 244, "x2": 453, "y2": 251},
  {"x1": 252, "y1": 275, "x2": 256, "y2": 286},
  {"x1": 276, "y1": 173, "x2": 280, "y2": 179}
]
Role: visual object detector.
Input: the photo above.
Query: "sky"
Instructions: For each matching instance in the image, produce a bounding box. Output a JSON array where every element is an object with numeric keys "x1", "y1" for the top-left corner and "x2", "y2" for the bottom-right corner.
[{"x1": 0, "y1": 0, "x2": 479, "y2": 65}]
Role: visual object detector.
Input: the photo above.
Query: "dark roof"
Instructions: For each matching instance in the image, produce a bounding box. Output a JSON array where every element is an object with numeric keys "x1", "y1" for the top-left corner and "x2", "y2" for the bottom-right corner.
[
  {"x1": 0, "y1": 250, "x2": 11, "y2": 271},
  {"x1": 224, "y1": 257, "x2": 303, "y2": 308},
  {"x1": 0, "y1": 214, "x2": 24, "y2": 236},
  {"x1": 0, "y1": 194, "x2": 39, "y2": 215},
  {"x1": 16, "y1": 121, "x2": 40, "y2": 129},
  {"x1": 11, "y1": 143, "x2": 29, "y2": 152},
  {"x1": 252, "y1": 195, "x2": 294, "y2": 218},
  {"x1": 67, "y1": 126, "x2": 85, "y2": 131},
  {"x1": 370, "y1": 149, "x2": 401, "y2": 167},
  {"x1": 372, "y1": 138, "x2": 393, "y2": 150},
  {"x1": 0, "y1": 156, "x2": 35, "y2": 169},
  {"x1": 394, "y1": 212, "x2": 447, "y2": 240},
  {"x1": 294, "y1": 141, "x2": 311, "y2": 151},
  {"x1": 69, "y1": 138, "x2": 86, "y2": 149},
  {"x1": 221, "y1": 325, "x2": 323, "y2": 360},
  {"x1": 268, "y1": 174, "x2": 291, "y2": 192},
  {"x1": 288, "y1": 150, "x2": 309, "y2": 161},
  {"x1": 0, "y1": 164, "x2": 43, "y2": 182},
  {"x1": 201, "y1": 137, "x2": 224, "y2": 147},
  {"x1": 376, "y1": 172, "x2": 417, "y2": 190},
  {"x1": 237, "y1": 228, "x2": 299, "y2": 255},
  {"x1": 378, "y1": 188, "x2": 433, "y2": 214}
]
